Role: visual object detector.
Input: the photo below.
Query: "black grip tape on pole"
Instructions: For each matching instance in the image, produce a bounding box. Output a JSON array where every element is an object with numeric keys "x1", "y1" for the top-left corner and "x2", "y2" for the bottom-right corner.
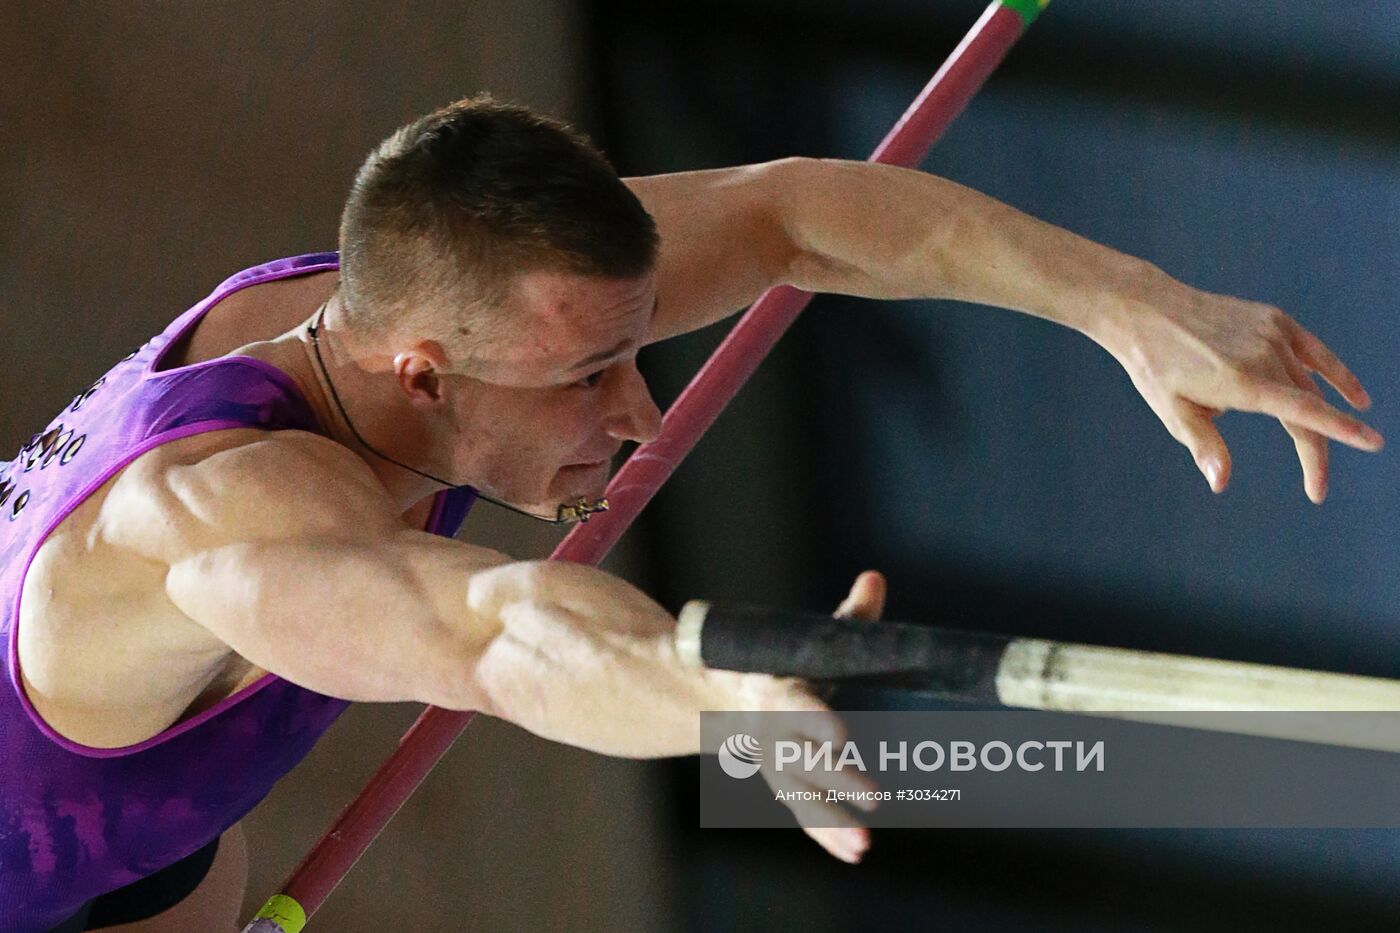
[{"x1": 690, "y1": 603, "x2": 1012, "y2": 702}]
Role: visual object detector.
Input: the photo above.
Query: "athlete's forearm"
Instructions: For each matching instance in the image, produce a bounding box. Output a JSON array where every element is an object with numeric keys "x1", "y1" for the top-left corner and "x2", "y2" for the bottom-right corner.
[
  {"x1": 465, "y1": 560, "x2": 766, "y2": 758},
  {"x1": 778, "y1": 157, "x2": 1182, "y2": 348}
]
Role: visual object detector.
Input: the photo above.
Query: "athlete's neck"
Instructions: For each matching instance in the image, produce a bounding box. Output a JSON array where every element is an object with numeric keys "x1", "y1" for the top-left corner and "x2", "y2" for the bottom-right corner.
[{"x1": 286, "y1": 296, "x2": 447, "y2": 512}]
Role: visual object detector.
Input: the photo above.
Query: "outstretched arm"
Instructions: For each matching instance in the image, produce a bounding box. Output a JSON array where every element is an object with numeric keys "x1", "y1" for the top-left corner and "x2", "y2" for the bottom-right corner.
[
  {"x1": 626, "y1": 157, "x2": 1381, "y2": 502},
  {"x1": 123, "y1": 430, "x2": 870, "y2": 859},
  {"x1": 135, "y1": 431, "x2": 796, "y2": 753}
]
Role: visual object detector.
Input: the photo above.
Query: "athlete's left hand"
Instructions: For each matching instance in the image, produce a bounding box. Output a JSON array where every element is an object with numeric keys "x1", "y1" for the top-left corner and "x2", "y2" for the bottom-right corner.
[{"x1": 1097, "y1": 276, "x2": 1382, "y2": 503}]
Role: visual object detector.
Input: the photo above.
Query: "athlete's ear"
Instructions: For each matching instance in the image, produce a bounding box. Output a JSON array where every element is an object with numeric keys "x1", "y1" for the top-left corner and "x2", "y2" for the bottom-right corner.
[{"x1": 393, "y1": 341, "x2": 452, "y2": 406}]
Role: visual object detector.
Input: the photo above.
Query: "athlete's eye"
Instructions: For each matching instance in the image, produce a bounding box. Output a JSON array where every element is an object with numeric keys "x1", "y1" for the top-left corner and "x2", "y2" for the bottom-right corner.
[{"x1": 573, "y1": 369, "x2": 606, "y2": 389}]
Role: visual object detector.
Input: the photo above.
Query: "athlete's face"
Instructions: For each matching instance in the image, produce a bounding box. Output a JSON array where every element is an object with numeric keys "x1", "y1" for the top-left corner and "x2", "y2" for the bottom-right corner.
[{"x1": 437, "y1": 268, "x2": 663, "y2": 516}]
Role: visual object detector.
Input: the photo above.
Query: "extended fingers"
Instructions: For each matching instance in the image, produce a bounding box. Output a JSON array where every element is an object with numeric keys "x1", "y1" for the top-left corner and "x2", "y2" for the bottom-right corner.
[
  {"x1": 1281, "y1": 356, "x2": 1330, "y2": 504},
  {"x1": 805, "y1": 825, "x2": 870, "y2": 865},
  {"x1": 1285, "y1": 423, "x2": 1329, "y2": 504},
  {"x1": 1161, "y1": 398, "x2": 1232, "y2": 493},
  {"x1": 1124, "y1": 295, "x2": 1378, "y2": 493},
  {"x1": 764, "y1": 759, "x2": 872, "y2": 863},
  {"x1": 1287, "y1": 321, "x2": 1372, "y2": 410},
  {"x1": 836, "y1": 570, "x2": 887, "y2": 621},
  {"x1": 1243, "y1": 381, "x2": 1382, "y2": 451}
]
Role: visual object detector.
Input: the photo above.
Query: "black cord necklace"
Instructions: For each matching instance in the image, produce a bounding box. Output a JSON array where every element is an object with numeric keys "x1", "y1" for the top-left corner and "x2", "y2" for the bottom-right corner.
[{"x1": 306, "y1": 300, "x2": 608, "y2": 525}]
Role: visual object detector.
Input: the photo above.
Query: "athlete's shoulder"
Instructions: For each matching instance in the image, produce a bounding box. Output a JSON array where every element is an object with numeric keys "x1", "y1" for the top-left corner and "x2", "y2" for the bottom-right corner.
[{"x1": 101, "y1": 428, "x2": 401, "y2": 564}]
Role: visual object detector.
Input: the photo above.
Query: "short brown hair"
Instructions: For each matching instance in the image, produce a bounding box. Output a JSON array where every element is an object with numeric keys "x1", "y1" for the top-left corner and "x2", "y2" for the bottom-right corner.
[{"x1": 338, "y1": 94, "x2": 658, "y2": 362}]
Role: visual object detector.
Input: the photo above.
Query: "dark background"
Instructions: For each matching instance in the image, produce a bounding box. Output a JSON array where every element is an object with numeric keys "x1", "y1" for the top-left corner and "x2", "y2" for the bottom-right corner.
[{"x1": 5, "y1": 1, "x2": 1397, "y2": 930}]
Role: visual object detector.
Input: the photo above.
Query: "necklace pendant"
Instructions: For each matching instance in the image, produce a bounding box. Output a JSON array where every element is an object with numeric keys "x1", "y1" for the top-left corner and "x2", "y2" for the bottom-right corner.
[{"x1": 557, "y1": 497, "x2": 609, "y2": 523}]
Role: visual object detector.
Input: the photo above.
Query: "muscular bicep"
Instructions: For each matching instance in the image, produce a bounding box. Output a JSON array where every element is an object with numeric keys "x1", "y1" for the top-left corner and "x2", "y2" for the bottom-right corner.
[
  {"x1": 624, "y1": 159, "x2": 802, "y2": 342},
  {"x1": 106, "y1": 429, "x2": 510, "y2": 707},
  {"x1": 165, "y1": 529, "x2": 509, "y2": 707}
]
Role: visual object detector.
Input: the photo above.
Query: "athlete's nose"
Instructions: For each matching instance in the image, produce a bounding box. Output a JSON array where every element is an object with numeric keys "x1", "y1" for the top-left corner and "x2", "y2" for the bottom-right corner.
[{"x1": 604, "y1": 363, "x2": 662, "y2": 445}]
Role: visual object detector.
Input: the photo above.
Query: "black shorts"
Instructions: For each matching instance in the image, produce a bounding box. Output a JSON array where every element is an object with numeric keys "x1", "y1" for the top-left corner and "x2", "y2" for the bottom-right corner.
[{"x1": 46, "y1": 837, "x2": 221, "y2": 932}]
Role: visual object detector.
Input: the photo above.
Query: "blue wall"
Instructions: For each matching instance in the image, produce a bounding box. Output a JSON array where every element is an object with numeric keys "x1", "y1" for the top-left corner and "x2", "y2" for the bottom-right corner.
[
  {"x1": 820, "y1": 67, "x2": 1399, "y2": 660},
  {"x1": 807, "y1": 16, "x2": 1400, "y2": 903}
]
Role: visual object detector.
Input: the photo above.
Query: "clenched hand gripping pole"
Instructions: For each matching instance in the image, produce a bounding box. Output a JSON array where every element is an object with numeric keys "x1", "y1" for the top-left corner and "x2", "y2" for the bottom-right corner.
[{"x1": 243, "y1": 2, "x2": 1050, "y2": 929}]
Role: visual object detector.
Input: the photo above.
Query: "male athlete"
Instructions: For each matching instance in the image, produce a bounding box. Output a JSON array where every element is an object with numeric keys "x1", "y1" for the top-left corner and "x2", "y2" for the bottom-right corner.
[{"x1": 0, "y1": 96, "x2": 1380, "y2": 931}]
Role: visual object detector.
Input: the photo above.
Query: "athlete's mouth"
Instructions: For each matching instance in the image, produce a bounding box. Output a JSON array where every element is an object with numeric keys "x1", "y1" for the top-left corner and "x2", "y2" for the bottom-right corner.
[
  {"x1": 562, "y1": 458, "x2": 608, "y2": 471},
  {"x1": 563, "y1": 449, "x2": 620, "y2": 471}
]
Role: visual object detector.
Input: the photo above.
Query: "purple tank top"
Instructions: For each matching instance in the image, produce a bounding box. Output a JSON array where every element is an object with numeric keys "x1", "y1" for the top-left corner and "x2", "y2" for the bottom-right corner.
[{"x1": 0, "y1": 253, "x2": 477, "y2": 931}]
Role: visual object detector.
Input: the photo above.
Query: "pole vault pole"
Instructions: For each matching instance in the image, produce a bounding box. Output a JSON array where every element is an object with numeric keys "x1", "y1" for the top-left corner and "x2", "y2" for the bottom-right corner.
[
  {"x1": 678, "y1": 602, "x2": 1400, "y2": 753},
  {"x1": 244, "y1": 2, "x2": 1051, "y2": 929}
]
